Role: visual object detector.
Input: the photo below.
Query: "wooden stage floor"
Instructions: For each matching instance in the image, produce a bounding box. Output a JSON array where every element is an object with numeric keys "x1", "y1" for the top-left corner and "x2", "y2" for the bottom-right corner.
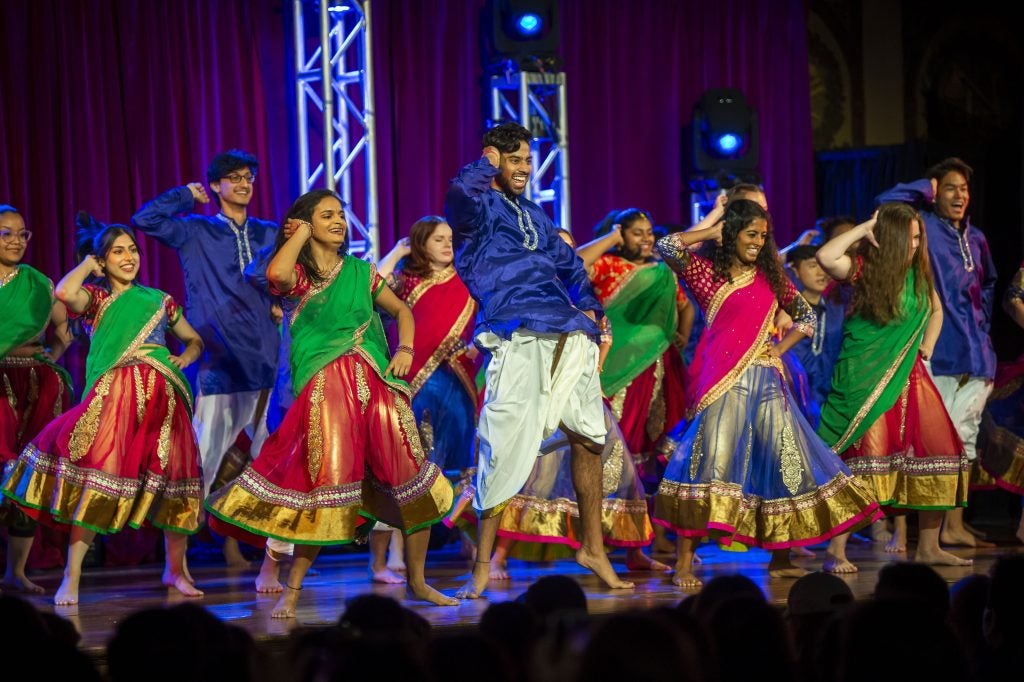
[{"x1": 12, "y1": 536, "x2": 1024, "y2": 659}]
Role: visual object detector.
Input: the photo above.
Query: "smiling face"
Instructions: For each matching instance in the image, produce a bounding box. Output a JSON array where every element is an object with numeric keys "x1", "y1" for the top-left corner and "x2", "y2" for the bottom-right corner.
[
  {"x1": 211, "y1": 166, "x2": 256, "y2": 210},
  {"x1": 908, "y1": 217, "x2": 922, "y2": 262},
  {"x1": 0, "y1": 211, "x2": 27, "y2": 268},
  {"x1": 99, "y1": 233, "x2": 140, "y2": 285},
  {"x1": 934, "y1": 170, "x2": 969, "y2": 226},
  {"x1": 422, "y1": 223, "x2": 454, "y2": 269},
  {"x1": 620, "y1": 217, "x2": 654, "y2": 261},
  {"x1": 494, "y1": 141, "x2": 532, "y2": 196},
  {"x1": 309, "y1": 196, "x2": 347, "y2": 247},
  {"x1": 734, "y1": 218, "x2": 768, "y2": 266}
]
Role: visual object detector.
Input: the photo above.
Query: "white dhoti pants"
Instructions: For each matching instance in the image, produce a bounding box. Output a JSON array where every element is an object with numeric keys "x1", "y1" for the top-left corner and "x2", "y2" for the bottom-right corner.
[
  {"x1": 924, "y1": 364, "x2": 993, "y2": 462},
  {"x1": 193, "y1": 389, "x2": 272, "y2": 498},
  {"x1": 473, "y1": 330, "x2": 606, "y2": 513}
]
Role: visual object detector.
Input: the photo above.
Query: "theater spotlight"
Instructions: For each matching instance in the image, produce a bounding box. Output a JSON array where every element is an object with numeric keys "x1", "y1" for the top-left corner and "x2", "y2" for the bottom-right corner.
[
  {"x1": 692, "y1": 88, "x2": 759, "y2": 173},
  {"x1": 484, "y1": 0, "x2": 560, "y2": 72}
]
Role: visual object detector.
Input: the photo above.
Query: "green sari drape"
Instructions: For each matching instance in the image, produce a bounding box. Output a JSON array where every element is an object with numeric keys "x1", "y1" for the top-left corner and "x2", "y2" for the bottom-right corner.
[
  {"x1": 289, "y1": 256, "x2": 408, "y2": 397},
  {"x1": 817, "y1": 271, "x2": 929, "y2": 452},
  {"x1": 0, "y1": 265, "x2": 72, "y2": 389},
  {"x1": 84, "y1": 285, "x2": 193, "y2": 410},
  {"x1": 599, "y1": 262, "x2": 678, "y2": 396}
]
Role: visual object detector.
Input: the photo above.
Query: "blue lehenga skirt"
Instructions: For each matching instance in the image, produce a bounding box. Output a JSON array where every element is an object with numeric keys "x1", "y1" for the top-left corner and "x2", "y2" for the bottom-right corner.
[
  {"x1": 654, "y1": 362, "x2": 880, "y2": 549},
  {"x1": 413, "y1": 365, "x2": 477, "y2": 473}
]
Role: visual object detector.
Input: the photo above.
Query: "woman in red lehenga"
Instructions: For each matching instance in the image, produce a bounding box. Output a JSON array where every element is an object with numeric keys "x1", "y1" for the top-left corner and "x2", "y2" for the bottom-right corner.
[
  {"x1": 206, "y1": 190, "x2": 456, "y2": 617},
  {"x1": 0, "y1": 205, "x2": 73, "y2": 593},
  {"x1": 2, "y1": 216, "x2": 205, "y2": 605}
]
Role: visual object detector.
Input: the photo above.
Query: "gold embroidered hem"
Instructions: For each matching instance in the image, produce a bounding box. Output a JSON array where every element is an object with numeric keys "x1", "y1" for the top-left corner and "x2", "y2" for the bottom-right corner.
[
  {"x1": 843, "y1": 453, "x2": 969, "y2": 509},
  {"x1": 498, "y1": 494, "x2": 653, "y2": 547},
  {"x1": 978, "y1": 412, "x2": 1024, "y2": 492},
  {"x1": 653, "y1": 473, "x2": 879, "y2": 549},
  {"x1": 2, "y1": 446, "x2": 202, "y2": 534}
]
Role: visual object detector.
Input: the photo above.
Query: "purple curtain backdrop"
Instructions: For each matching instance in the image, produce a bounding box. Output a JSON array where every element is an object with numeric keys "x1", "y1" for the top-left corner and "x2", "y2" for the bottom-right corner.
[{"x1": 1, "y1": 0, "x2": 813, "y2": 287}]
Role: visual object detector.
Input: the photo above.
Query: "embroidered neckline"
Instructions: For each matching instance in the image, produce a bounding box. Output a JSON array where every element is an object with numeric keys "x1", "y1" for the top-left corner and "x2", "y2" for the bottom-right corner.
[
  {"x1": 0, "y1": 266, "x2": 19, "y2": 287},
  {"x1": 939, "y1": 218, "x2": 975, "y2": 273},
  {"x1": 497, "y1": 192, "x2": 539, "y2": 250}
]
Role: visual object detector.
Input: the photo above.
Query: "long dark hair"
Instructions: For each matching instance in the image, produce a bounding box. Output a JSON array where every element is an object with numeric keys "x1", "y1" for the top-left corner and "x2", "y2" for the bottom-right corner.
[
  {"x1": 75, "y1": 211, "x2": 140, "y2": 269},
  {"x1": 594, "y1": 207, "x2": 653, "y2": 261},
  {"x1": 851, "y1": 202, "x2": 934, "y2": 324},
  {"x1": 274, "y1": 189, "x2": 346, "y2": 287},
  {"x1": 402, "y1": 215, "x2": 448, "y2": 279},
  {"x1": 699, "y1": 199, "x2": 789, "y2": 300}
]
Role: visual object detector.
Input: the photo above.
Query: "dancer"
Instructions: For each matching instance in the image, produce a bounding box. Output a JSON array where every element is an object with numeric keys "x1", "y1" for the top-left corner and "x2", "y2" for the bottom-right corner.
[
  {"x1": 877, "y1": 158, "x2": 997, "y2": 548},
  {"x1": 816, "y1": 205, "x2": 971, "y2": 572},
  {"x1": 446, "y1": 122, "x2": 633, "y2": 598},
  {"x1": 978, "y1": 261, "x2": 1024, "y2": 543},
  {"x1": 0, "y1": 205, "x2": 73, "y2": 593},
  {"x1": 205, "y1": 190, "x2": 457, "y2": 617},
  {"x1": 653, "y1": 199, "x2": 880, "y2": 589},
  {"x1": 133, "y1": 149, "x2": 280, "y2": 566},
  {"x1": 1, "y1": 215, "x2": 205, "y2": 605}
]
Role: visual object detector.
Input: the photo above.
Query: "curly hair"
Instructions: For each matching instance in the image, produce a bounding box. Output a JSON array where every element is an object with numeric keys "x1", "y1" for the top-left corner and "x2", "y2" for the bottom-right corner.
[
  {"x1": 851, "y1": 202, "x2": 933, "y2": 325},
  {"x1": 402, "y1": 215, "x2": 448, "y2": 279},
  {"x1": 482, "y1": 122, "x2": 531, "y2": 153},
  {"x1": 274, "y1": 189, "x2": 347, "y2": 287},
  {"x1": 699, "y1": 199, "x2": 790, "y2": 301}
]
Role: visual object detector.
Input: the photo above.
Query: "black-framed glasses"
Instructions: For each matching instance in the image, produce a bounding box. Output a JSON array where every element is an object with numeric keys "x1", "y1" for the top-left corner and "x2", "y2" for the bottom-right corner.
[
  {"x1": 223, "y1": 173, "x2": 256, "y2": 184},
  {"x1": 0, "y1": 229, "x2": 31, "y2": 243}
]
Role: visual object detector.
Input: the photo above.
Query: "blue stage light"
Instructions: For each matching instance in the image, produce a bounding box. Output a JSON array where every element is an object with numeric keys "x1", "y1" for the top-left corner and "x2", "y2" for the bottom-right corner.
[
  {"x1": 714, "y1": 133, "x2": 741, "y2": 154},
  {"x1": 516, "y1": 13, "x2": 542, "y2": 36}
]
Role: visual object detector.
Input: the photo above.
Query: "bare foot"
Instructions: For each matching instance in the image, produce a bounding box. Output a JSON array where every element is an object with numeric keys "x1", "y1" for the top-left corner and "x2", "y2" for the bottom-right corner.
[
  {"x1": 489, "y1": 560, "x2": 511, "y2": 580},
  {"x1": 271, "y1": 586, "x2": 301, "y2": 618},
  {"x1": 386, "y1": 559, "x2": 407, "y2": 573},
  {"x1": 370, "y1": 567, "x2": 407, "y2": 584},
  {"x1": 454, "y1": 561, "x2": 490, "y2": 599},
  {"x1": 871, "y1": 519, "x2": 893, "y2": 545},
  {"x1": 671, "y1": 572, "x2": 703, "y2": 589},
  {"x1": 163, "y1": 571, "x2": 204, "y2": 597},
  {"x1": 576, "y1": 546, "x2": 634, "y2": 589},
  {"x1": 940, "y1": 528, "x2": 996, "y2": 549},
  {"x1": 54, "y1": 574, "x2": 80, "y2": 606},
  {"x1": 255, "y1": 555, "x2": 283, "y2": 594},
  {"x1": 822, "y1": 552, "x2": 858, "y2": 574},
  {"x1": 625, "y1": 549, "x2": 672, "y2": 572},
  {"x1": 790, "y1": 546, "x2": 816, "y2": 558},
  {"x1": 407, "y1": 581, "x2": 459, "y2": 606},
  {"x1": 2, "y1": 572, "x2": 45, "y2": 594},
  {"x1": 768, "y1": 556, "x2": 810, "y2": 579},
  {"x1": 223, "y1": 537, "x2": 252, "y2": 568},
  {"x1": 915, "y1": 548, "x2": 973, "y2": 567},
  {"x1": 884, "y1": 536, "x2": 909, "y2": 552}
]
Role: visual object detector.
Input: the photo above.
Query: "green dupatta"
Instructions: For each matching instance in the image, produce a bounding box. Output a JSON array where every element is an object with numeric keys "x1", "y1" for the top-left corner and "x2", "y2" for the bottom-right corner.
[
  {"x1": 599, "y1": 262, "x2": 678, "y2": 396},
  {"x1": 0, "y1": 265, "x2": 73, "y2": 389},
  {"x1": 817, "y1": 270, "x2": 929, "y2": 452},
  {"x1": 84, "y1": 284, "x2": 193, "y2": 411},
  {"x1": 288, "y1": 256, "x2": 408, "y2": 398}
]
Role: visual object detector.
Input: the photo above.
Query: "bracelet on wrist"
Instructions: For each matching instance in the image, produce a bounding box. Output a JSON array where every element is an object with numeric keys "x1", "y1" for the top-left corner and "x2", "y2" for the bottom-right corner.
[{"x1": 396, "y1": 345, "x2": 414, "y2": 357}]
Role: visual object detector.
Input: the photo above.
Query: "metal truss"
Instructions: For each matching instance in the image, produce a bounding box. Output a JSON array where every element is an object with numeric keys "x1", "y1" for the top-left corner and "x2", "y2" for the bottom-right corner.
[
  {"x1": 292, "y1": 0, "x2": 379, "y2": 259},
  {"x1": 489, "y1": 70, "x2": 571, "y2": 230}
]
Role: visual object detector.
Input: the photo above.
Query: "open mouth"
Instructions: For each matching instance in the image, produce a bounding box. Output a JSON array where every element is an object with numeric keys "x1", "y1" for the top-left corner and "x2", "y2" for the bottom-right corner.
[
  {"x1": 510, "y1": 173, "x2": 528, "y2": 190},
  {"x1": 328, "y1": 226, "x2": 345, "y2": 236}
]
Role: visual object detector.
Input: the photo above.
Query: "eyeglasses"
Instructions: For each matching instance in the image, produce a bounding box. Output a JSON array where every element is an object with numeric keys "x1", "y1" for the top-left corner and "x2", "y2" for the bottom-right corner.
[
  {"x1": 223, "y1": 173, "x2": 256, "y2": 184},
  {"x1": 0, "y1": 230, "x2": 31, "y2": 243}
]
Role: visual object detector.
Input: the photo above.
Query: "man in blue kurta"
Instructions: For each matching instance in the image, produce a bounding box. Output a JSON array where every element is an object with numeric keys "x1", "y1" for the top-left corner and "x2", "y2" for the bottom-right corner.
[
  {"x1": 445, "y1": 122, "x2": 633, "y2": 598},
  {"x1": 133, "y1": 150, "x2": 280, "y2": 561},
  {"x1": 876, "y1": 157, "x2": 997, "y2": 548}
]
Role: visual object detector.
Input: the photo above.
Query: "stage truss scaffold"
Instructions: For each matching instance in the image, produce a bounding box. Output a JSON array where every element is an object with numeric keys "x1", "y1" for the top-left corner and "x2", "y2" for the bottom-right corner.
[
  {"x1": 292, "y1": 0, "x2": 379, "y2": 260},
  {"x1": 489, "y1": 71, "x2": 571, "y2": 230}
]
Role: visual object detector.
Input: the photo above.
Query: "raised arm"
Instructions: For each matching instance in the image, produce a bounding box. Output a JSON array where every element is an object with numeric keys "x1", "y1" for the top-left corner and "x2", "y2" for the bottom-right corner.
[
  {"x1": 874, "y1": 178, "x2": 933, "y2": 208},
  {"x1": 55, "y1": 256, "x2": 105, "y2": 314},
  {"x1": 576, "y1": 226, "x2": 623, "y2": 269},
  {"x1": 266, "y1": 223, "x2": 311, "y2": 293},
  {"x1": 444, "y1": 155, "x2": 500, "y2": 241},
  {"x1": 377, "y1": 238, "x2": 411, "y2": 279},
  {"x1": 132, "y1": 184, "x2": 210, "y2": 249},
  {"x1": 816, "y1": 214, "x2": 877, "y2": 281}
]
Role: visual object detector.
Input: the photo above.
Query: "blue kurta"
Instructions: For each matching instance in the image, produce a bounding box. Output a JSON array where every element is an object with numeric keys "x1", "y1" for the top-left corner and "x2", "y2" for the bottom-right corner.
[
  {"x1": 791, "y1": 295, "x2": 845, "y2": 408},
  {"x1": 445, "y1": 158, "x2": 602, "y2": 340},
  {"x1": 132, "y1": 186, "x2": 280, "y2": 395},
  {"x1": 876, "y1": 179, "x2": 997, "y2": 379}
]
